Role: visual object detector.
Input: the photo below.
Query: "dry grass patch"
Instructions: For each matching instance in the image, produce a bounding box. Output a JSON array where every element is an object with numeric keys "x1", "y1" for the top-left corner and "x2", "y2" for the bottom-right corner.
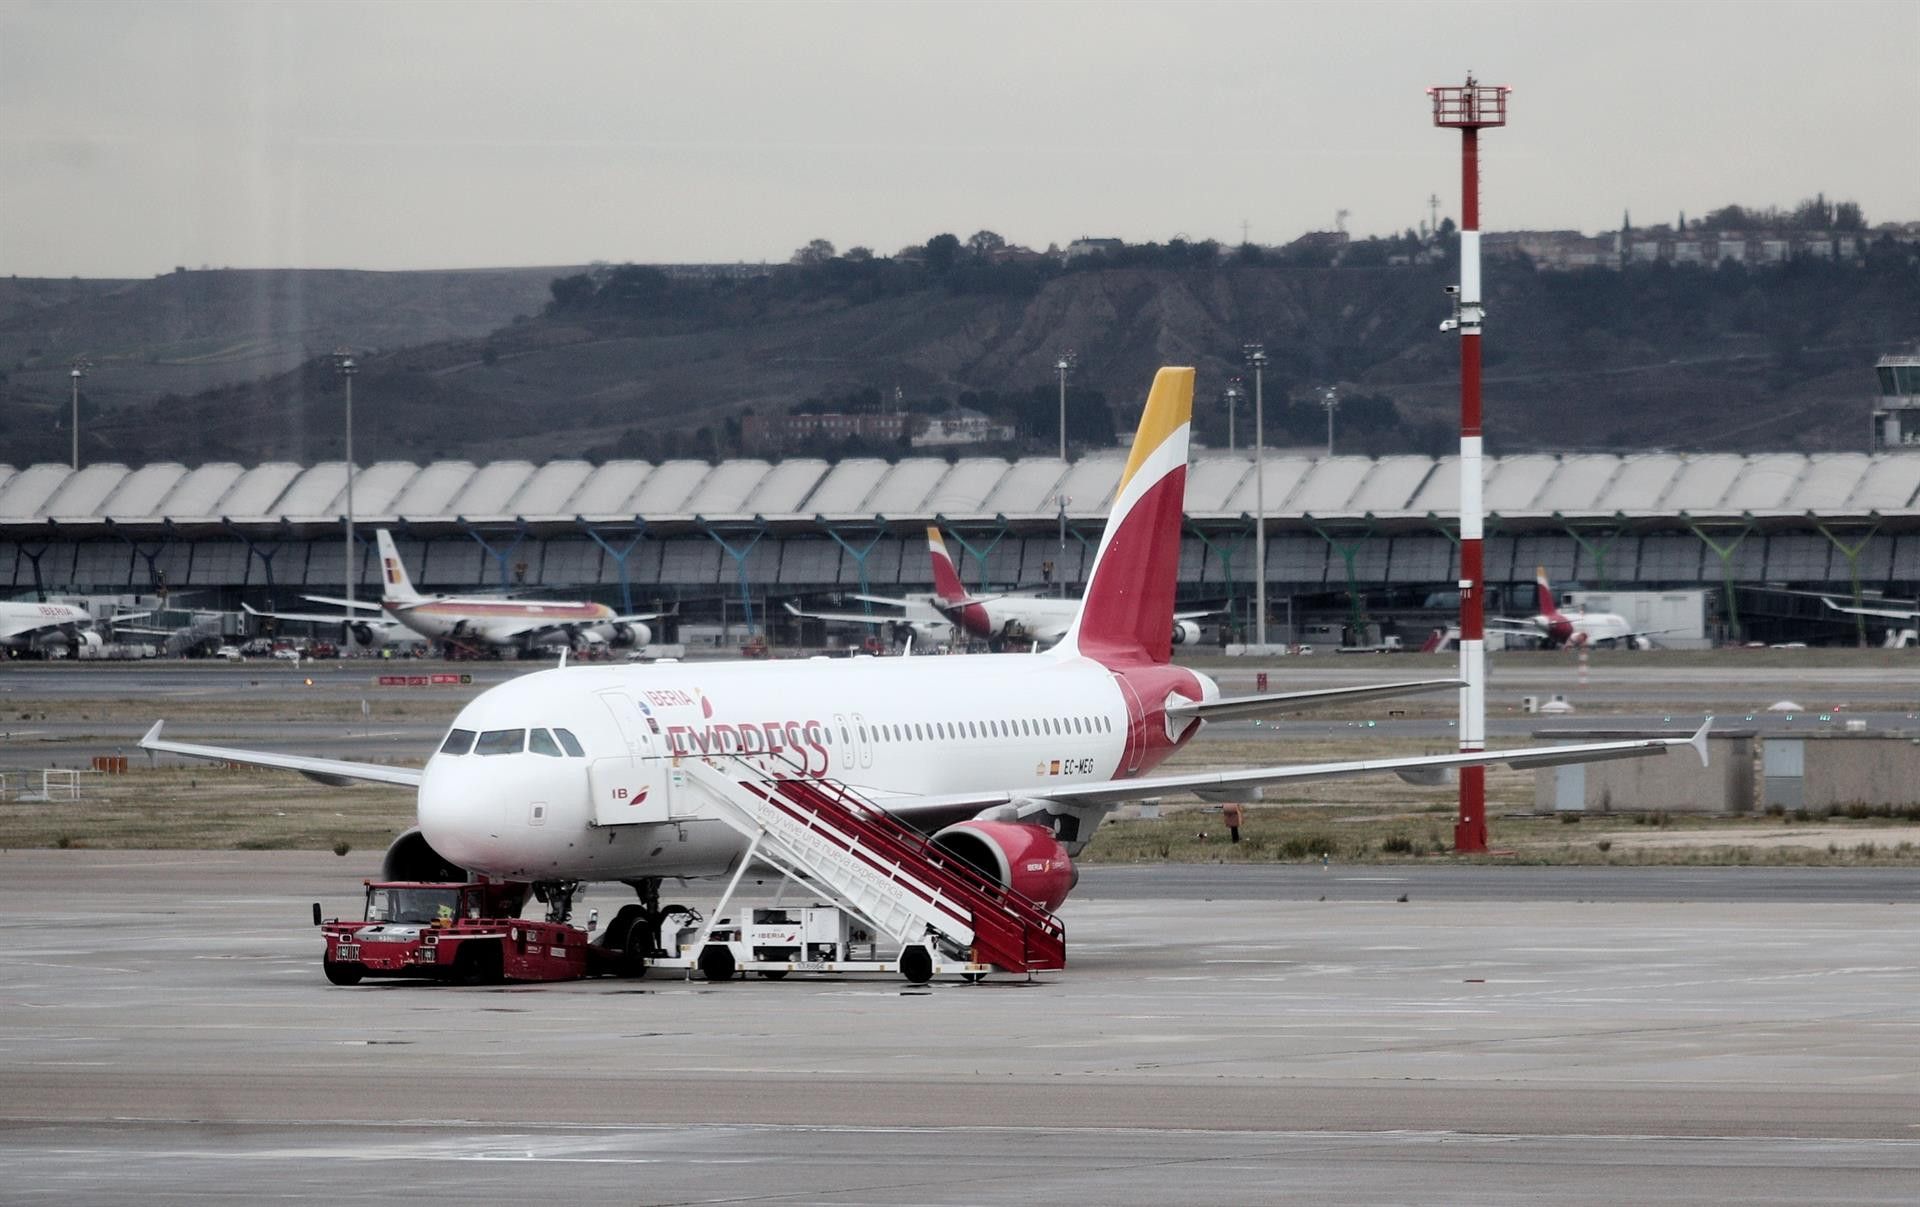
[{"x1": 0, "y1": 766, "x2": 412, "y2": 852}]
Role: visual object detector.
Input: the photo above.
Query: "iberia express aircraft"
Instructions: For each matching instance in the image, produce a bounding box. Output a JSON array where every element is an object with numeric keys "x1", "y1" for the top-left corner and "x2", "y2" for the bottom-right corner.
[{"x1": 143, "y1": 369, "x2": 1705, "y2": 916}]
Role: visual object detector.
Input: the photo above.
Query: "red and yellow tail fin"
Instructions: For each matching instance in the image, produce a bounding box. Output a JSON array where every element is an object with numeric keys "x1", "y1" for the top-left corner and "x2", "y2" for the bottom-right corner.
[
  {"x1": 927, "y1": 527, "x2": 967, "y2": 603},
  {"x1": 1535, "y1": 565, "x2": 1562, "y2": 620},
  {"x1": 1056, "y1": 367, "x2": 1194, "y2": 666}
]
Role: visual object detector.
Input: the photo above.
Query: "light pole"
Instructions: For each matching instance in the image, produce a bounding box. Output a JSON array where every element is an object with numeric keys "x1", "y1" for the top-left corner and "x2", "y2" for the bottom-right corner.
[
  {"x1": 1056, "y1": 493, "x2": 1071, "y2": 599},
  {"x1": 69, "y1": 357, "x2": 89, "y2": 470},
  {"x1": 334, "y1": 350, "x2": 357, "y2": 648},
  {"x1": 1054, "y1": 351, "x2": 1076, "y2": 462},
  {"x1": 1223, "y1": 377, "x2": 1243, "y2": 451},
  {"x1": 1321, "y1": 386, "x2": 1340, "y2": 456},
  {"x1": 1244, "y1": 344, "x2": 1268, "y2": 650}
]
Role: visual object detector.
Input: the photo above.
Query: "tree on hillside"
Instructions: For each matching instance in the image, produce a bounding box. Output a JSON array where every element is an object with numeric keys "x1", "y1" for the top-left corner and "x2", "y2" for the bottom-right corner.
[
  {"x1": 966, "y1": 230, "x2": 1006, "y2": 260},
  {"x1": 791, "y1": 239, "x2": 837, "y2": 266},
  {"x1": 924, "y1": 233, "x2": 961, "y2": 273}
]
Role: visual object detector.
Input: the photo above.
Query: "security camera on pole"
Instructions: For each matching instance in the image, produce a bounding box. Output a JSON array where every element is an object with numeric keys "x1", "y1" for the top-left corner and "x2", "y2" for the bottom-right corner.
[{"x1": 1429, "y1": 74, "x2": 1510, "y2": 855}]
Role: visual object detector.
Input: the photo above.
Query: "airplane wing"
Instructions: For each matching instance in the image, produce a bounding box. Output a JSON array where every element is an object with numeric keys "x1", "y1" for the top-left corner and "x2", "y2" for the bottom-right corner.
[
  {"x1": 138, "y1": 721, "x2": 422, "y2": 788},
  {"x1": 1167, "y1": 678, "x2": 1463, "y2": 723},
  {"x1": 1821, "y1": 596, "x2": 1920, "y2": 621},
  {"x1": 785, "y1": 601, "x2": 898, "y2": 627},
  {"x1": 1484, "y1": 617, "x2": 1545, "y2": 632},
  {"x1": 299, "y1": 594, "x2": 388, "y2": 612},
  {"x1": 883, "y1": 721, "x2": 1711, "y2": 825},
  {"x1": 1173, "y1": 608, "x2": 1219, "y2": 620},
  {"x1": 243, "y1": 603, "x2": 401, "y2": 631},
  {"x1": 609, "y1": 612, "x2": 662, "y2": 625},
  {"x1": 849, "y1": 594, "x2": 913, "y2": 609}
]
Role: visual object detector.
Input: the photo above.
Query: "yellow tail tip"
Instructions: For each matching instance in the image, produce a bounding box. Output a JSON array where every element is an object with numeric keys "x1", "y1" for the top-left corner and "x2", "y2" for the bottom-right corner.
[{"x1": 1119, "y1": 367, "x2": 1194, "y2": 493}]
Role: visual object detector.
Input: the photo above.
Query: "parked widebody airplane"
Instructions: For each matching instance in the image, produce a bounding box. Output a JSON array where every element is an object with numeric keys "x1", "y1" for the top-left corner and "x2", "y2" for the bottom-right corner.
[
  {"x1": 781, "y1": 596, "x2": 956, "y2": 649},
  {"x1": 1490, "y1": 566, "x2": 1661, "y2": 649},
  {"x1": 848, "y1": 527, "x2": 1211, "y2": 650},
  {"x1": 245, "y1": 529, "x2": 659, "y2": 656},
  {"x1": 0, "y1": 598, "x2": 151, "y2": 657},
  {"x1": 145, "y1": 368, "x2": 1705, "y2": 928}
]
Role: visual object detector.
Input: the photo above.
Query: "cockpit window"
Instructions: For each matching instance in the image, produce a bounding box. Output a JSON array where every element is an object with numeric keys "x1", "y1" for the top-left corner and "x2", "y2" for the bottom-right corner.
[
  {"x1": 474, "y1": 728, "x2": 526, "y2": 756},
  {"x1": 439, "y1": 728, "x2": 475, "y2": 756},
  {"x1": 553, "y1": 728, "x2": 585, "y2": 757},
  {"x1": 528, "y1": 728, "x2": 562, "y2": 757}
]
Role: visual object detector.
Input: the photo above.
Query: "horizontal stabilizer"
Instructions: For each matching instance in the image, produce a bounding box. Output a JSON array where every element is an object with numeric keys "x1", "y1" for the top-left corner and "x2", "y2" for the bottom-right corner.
[{"x1": 1165, "y1": 678, "x2": 1463, "y2": 723}]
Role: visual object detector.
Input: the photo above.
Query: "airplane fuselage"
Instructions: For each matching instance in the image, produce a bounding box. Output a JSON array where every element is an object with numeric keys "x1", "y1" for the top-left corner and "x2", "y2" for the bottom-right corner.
[
  {"x1": 418, "y1": 654, "x2": 1215, "y2": 882},
  {"x1": 385, "y1": 597, "x2": 636, "y2": 649}
]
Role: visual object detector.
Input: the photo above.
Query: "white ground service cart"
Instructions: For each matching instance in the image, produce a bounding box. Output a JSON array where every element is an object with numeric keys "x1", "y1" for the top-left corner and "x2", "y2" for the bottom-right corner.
[{"x1": 649, "y1": 904, "x2": 994, "y2": 984}]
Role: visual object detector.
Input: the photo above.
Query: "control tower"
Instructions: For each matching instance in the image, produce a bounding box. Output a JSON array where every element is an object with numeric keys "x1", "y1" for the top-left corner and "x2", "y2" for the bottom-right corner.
[{"x1": 1870, "y1": 354, "x2": 1920, "y2": 450}]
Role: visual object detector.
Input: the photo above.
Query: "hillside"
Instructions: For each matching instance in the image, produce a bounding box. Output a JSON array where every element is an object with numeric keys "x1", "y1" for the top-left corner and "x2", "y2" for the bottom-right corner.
[
  {"x1": 3, "y1": 248, "x2": 1915, "y2": 468},
  {"x1": 0, "y1": 266, "x2": 575, "y2": 463}
]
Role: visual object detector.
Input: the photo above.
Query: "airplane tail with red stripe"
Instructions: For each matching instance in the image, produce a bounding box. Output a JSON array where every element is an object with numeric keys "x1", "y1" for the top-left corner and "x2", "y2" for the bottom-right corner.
[
  {"x1": 1055, "y1": 367, "x2": 1194, "y2": 667},
  {"x1": 375, "y1": 530, "x2": 425, "y2": 606},
  {"x1": 1535, "y1": 565, "x2": 1563, "y2": 621},
  {"x1": 926, "y1": 528, "x2": 968, "y2": 604}
]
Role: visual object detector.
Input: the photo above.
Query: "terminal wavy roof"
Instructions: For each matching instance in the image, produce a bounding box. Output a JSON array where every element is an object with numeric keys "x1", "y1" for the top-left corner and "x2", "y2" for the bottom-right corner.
[{"x1": 1, "y1": 451, "x2": 1914, "y2": 531}]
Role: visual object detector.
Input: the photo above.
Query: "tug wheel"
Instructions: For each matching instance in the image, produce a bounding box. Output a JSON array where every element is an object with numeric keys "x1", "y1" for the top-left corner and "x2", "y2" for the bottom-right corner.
[
  {"x1": 323, "y1": 959, "x2": 363, "y2": 986},
  {"x1": 898, "y1": 946, "x2": 934, "y2": 985},
  {"x1": 697, "y1": 945, "x2": 736, "y2": 982}
]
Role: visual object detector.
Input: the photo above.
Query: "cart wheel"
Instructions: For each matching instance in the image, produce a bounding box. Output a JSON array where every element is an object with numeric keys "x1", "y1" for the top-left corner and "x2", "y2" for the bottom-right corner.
[
  {"x1": 323, "y1": 959, "x2": 363, "y2": 986},
  {"x1": 898, "y1": 946, "x2": 933, "y2": 985},
  {"x1": 757, "y1": 969, "x2": 789, "y2": 981},
  {"x1": 619, "y1": 925, "x2": 649, "y2": 979},
  {"x1": 453, "y1": 943, "x2": 504, "y2": 985},
  {"x1": 697, "y1": 944, "x2": 736, "y2": 982}
]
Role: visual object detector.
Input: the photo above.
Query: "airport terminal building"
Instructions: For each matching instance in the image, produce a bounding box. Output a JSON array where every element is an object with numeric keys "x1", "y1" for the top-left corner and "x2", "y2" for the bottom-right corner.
[{"x1": 4, "y1": 449, "x2": 1920, "y2": 646}]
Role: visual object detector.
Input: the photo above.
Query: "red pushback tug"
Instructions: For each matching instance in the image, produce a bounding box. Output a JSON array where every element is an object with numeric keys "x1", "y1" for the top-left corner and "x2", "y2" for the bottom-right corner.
[{"x1": 316, "y1": 880, "x2": 613, "y2": 985}]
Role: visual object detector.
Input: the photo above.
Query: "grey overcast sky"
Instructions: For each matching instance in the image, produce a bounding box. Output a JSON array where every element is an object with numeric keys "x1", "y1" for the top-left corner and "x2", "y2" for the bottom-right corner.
[{"x1": 2, "y1": 0, "x2": 1915, "y2": 278}]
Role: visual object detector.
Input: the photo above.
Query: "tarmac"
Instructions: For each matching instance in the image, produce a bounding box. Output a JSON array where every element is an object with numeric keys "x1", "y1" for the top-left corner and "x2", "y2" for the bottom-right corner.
[{"x1": 1, "y1": 851, "x2": 1915, "y2": 1204}]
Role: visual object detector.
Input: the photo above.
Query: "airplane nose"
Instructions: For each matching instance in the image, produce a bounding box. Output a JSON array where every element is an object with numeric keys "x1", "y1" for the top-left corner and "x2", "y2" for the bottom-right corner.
[{"x1": 417, "y1": 757, "x2": 506, "y2": 870}]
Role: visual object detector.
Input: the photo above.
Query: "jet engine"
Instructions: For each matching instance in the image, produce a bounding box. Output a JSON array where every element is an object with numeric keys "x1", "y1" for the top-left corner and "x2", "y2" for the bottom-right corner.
[
  {"x1": 350, "y1": 622, "x2": 378, "y2": 648},
  {"x1": 381, "y1": 826, "x2": 469, "y2": 883},
  {"x1": 1170, "y1": 619, "x2": 1202, "y2": 646},
  {"x1": 929, "y1": 820, "x2": 1076, "y2": 911},
  {"x1": 607, "y1": 621, "x2": 649, "y2": 649}
]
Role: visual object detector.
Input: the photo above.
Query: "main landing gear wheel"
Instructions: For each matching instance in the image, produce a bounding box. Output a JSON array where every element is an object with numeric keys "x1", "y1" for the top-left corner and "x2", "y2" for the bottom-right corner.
[
  {"x1": 898, "y1": 946, "x2": 933, "y2": 985},
  {"x1": 697, "y1": 944, "x2": 736, "y2": 982},
  {"x1": 600, "y1": 904, "x2": 649, "y2": 978}
]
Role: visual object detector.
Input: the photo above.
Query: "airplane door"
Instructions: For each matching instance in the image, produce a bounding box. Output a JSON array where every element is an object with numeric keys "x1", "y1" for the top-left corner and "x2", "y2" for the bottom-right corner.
[
  {"x1": 1113, "y1": 675, "x2": 1146, "y2": 774},
  {"x1": 589, "y1": 689, "x2": 677, "y2": 826}
]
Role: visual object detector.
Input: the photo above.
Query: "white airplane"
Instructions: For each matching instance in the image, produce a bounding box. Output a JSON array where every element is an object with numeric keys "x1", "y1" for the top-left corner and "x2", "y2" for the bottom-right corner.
[
  {"x1": 1821, "y1": 594, "x2": 1920, "y2": 626},
  {"x1": 144, "y1": 367, "x2": 1706, "y2": 931},
  {"x1": 0, "y1": 599, "x2": 150, "y2": 657},
  {"x1": 781, "y1": 596, "x2": 956, "y2": 649},
  {"x1": 1489, "y1": 566, "x2": 1661, "y2": 650},
  {"x1": 850, "y1": 528, "x2": 1210, "y2": 650},
  {"x1": 245, "y1": 529, "x2": 660, "y2": 656}
]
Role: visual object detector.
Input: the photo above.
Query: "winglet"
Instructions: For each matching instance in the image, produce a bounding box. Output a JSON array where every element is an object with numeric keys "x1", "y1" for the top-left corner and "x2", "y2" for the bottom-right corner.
[
  {"x1": 1689, "y1": 716, "x2": 1712, "y2": 767},
  {"x1": 141, "y1": 719, "x2": 165, "y2": 748}
]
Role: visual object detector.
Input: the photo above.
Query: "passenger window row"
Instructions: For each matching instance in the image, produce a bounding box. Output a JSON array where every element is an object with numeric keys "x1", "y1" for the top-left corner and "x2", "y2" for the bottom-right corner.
[
  {"x1": 843, "y1": 714, "x2": 1114, "y2": 745},
  {"x1": 439, "y1": 727, "x2": 585, "y2": 758}
]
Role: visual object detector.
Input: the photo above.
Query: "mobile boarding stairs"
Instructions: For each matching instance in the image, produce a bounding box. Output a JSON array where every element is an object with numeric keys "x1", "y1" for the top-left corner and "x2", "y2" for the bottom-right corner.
[{"x1": 654, "y1": 754, "x2": 1066, "y2": 984}]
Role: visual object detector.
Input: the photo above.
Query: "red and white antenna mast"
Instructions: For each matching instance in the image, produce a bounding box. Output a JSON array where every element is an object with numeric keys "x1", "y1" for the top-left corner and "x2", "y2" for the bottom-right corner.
[{"x1": 1429, "y1": 74, "x2": 1510, "y2": 855}]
